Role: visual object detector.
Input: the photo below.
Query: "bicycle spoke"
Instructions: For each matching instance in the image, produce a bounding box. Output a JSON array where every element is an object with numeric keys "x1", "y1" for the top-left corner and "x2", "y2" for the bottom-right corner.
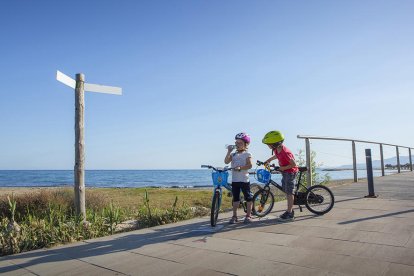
[{"x1": 253, "y1": 189, "x2": 274, "y2": 217}]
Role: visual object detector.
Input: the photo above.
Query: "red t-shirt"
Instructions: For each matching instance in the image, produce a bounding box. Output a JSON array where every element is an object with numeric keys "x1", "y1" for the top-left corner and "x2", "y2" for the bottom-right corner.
[{"x1": 274, "y1": 145, "x2": 299, "y2": 173}]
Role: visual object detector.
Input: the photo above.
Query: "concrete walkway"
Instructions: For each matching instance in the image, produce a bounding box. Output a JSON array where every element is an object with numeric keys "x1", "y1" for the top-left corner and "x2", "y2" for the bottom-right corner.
[{"x1": 1, "y1": 172, "x2": 414, "y2": 275}]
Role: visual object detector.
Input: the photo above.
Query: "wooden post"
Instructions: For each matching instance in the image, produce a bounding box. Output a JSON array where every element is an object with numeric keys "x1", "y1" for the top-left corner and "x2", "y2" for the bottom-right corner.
[
  {"x1": 380, "y1": 144, "x2": 385, "y2": 176},
  {"x1": 305, "y1": 138, "x2": 312, "y2": 187},
  {"x1": 409, "y1": 148, "x2": 413, "y2": 171},
  {"x1": 75, "y1": 73, "x2": 86, "y2": 220},
  {"x1": 352, "y1": 141, "x2": 357, "y2": 182},
  {"x1": 56, "y1": 70, "x2": 121, "y2": 222}
]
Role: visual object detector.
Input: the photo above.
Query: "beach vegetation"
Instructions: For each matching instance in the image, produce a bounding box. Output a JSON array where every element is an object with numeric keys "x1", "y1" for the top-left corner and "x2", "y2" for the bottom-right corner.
[{"x1": 0, "y1": 187, "x2": 230, "y2": 256}]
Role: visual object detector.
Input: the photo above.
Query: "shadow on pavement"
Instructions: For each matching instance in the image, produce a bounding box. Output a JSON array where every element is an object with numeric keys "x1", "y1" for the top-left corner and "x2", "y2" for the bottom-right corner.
[
  {"x1": 1, "y1": 207, "x2": 324, "y2": 274},
  {"x1": 334, "y1": 196, "x2": 365, "y2": 203},
  {"x1": 1, "y1": 219, "x2": 211, "y2": 274},
  {"x1": 338, "y1": 209, "x2": 414, "y2": 224}
]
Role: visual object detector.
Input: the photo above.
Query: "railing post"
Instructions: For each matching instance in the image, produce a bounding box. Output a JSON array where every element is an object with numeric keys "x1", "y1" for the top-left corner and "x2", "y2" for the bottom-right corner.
[
  {"x1": 297, "y1": 135, "x2": 413, "y2": 181},
  {"x1": 396, "y1": 146, "x2": 400, "y2": 173},
  {"x1": 380, "y1": 144, "x2": 385, "y2": 176},
  {"x1": 352, "y1": 141, "x2": 357, "y2": 182},
  {"x1": 305, "y1": 138, "x2": 312, "y2": 187}
]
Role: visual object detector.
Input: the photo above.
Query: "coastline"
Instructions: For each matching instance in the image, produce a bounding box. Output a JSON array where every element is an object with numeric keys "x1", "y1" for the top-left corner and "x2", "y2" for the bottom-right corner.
[
  {"x1": 6, "y1": 170, "x2": 411, "y2": 196},
  {"x1": 1, "y1": 169, "x2": 405, "y2": 189},
  {"x1": 0, "y1": 185, "x2": 213, "y2": 196},
  {"x1": 0, "y1": 178, "x2": 357, "y2": 196}
]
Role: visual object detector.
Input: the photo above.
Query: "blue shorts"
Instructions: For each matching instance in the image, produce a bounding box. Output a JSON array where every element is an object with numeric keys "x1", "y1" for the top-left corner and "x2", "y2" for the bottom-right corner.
[
  {"x1": 231, "y1": 182, "x2": 253, "y2": 202},
  {"x1": 282, "y1": 172, "x2": 297, "y2": 195}
]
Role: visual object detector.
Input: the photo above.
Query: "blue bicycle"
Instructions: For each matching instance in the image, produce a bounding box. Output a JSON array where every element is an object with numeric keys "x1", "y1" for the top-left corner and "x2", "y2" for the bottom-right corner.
[{"x1": 201, "y1": 165, "x2": 261, "y2": 227}]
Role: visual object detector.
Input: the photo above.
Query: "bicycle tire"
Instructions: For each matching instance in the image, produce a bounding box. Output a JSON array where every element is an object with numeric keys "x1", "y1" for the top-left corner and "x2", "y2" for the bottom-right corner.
[
  {"x1": 240, "y1": 183, "x2": 262, "y2": 214},
  {"x1": 252, "y1": 188, "x2": 274, "y2": 217},
  {"x1": 304, "y1": 185, "x2": 335, "y2": 215},
  {"x1": 211, "y1": 191, "x2": 221, "y2": 226},
  {"x1": 250, "y1": 183, "x2": 262, "y2": 195}
]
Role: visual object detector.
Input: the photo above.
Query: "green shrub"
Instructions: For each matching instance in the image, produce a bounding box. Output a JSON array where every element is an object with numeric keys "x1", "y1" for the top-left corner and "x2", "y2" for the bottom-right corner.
[{"x1": 295, "y1": 149, "x2": 331, "y2": 188}]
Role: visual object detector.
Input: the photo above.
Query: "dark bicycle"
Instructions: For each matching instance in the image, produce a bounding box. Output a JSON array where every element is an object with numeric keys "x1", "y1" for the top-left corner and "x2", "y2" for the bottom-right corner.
[{"x1": 253, "y1": 160, "x2": 334, "y2": 217}]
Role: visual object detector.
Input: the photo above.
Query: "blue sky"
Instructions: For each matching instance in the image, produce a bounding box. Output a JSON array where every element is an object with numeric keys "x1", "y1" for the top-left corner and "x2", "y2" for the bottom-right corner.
[{"x1": 0, "y1": 1, "x2": 413, "y2": 169}]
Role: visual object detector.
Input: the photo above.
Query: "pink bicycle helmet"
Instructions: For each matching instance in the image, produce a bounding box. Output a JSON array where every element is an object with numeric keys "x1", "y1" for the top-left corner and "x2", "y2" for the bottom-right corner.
[{"x1": 235, "y1": 132, "x2": 251, "y2": 144}]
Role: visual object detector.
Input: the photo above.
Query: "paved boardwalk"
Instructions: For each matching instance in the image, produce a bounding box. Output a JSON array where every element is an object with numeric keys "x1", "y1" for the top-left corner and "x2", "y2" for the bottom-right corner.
[{"x1": 1, "y1": 172, "x2": 414, "y2": 275}]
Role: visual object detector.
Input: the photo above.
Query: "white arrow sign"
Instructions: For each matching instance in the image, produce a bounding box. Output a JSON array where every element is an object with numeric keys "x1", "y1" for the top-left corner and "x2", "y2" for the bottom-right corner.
[
  {"x1": 84, "y1": 83, "x2": 122, "y2": 95},
  {"x1": 56, "y1": 70, "x2": 76, "y2": 89},
  {"x1": 56, "y1": 70, "x2": 122, "y2": 95}
]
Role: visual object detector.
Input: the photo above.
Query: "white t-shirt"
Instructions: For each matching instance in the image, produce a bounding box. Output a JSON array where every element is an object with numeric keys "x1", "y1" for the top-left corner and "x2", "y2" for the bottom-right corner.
[{"x1": 231, "y1": 151, "x2": 252, "y2": 183}]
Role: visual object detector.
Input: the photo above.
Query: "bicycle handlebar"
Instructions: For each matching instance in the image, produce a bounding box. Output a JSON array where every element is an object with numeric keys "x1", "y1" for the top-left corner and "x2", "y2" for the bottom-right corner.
[
  {"x1": 201, "y1": 165, "x2": 233, "y2": 172},
  {"x1": 256, "y1": 160, "x2": 280, "y2": 172}
]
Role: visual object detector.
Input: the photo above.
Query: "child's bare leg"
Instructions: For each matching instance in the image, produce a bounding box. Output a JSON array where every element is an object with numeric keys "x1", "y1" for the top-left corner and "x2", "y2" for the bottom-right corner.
[
  {"x1": 233, "y1": 201, "x2": 239, "y2": 217},
  {"x1": 287, "y1": 194, "x2": 294, "y2": 213},
  {"x1": 246, "y1": 201, "x2": 253, "y2": 217}
]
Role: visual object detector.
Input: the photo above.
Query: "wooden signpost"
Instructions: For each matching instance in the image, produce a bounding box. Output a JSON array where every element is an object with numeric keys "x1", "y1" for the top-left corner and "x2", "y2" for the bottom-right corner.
[{"x1": 56, "y1": 71, "x2": 122, "y2": 220}]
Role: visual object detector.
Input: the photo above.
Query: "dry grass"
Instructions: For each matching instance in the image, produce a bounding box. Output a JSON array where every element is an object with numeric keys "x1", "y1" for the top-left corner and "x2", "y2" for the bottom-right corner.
[
  {"x1": 0, "y1": 188, "x2": 110, "y2": 219},
  {"x1": 0, "y1": 187, "x2": 232, "y2": 216},
  {"x1": 87, "y1": 187, "x2": 232, "y2": 210}
]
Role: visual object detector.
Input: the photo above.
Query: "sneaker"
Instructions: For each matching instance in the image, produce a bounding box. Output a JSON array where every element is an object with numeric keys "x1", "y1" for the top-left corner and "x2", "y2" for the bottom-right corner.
[
  {"x1": 243, "y1": 216, "x2": 253, "y2": 223},
  {"x1": 279, "y1": 211, "x2": 294, "y2": 221},
  {"x1": 229, "y1": 216, "x2": 238, "y2": 224}
]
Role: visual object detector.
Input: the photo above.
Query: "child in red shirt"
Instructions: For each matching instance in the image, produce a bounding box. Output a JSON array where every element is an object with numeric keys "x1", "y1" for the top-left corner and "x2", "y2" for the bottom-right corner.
[{"x1": 262, "y1": 131, "x2": 298, "y2": 221}]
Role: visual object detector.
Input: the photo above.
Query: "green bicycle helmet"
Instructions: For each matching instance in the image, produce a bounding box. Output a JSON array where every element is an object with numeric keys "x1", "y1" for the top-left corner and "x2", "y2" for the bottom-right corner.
[{"x1": 262, "y1": 130, "x2": 284, "y2": 145}]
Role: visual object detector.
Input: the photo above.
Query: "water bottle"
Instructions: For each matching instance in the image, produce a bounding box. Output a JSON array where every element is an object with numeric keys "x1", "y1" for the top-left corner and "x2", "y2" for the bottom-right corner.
[{"x1": 225, "y1": 144, "x2": 236, "y2": 151}]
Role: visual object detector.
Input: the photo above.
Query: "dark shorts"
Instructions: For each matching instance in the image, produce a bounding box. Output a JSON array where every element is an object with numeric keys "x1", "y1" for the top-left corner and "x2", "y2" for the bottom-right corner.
[
  {"x1": 282, "y1": 172, "x2": 297, "y2": 195},
  {"x1": 231, "y1": 182, "x2": 253, "y2": 202}
]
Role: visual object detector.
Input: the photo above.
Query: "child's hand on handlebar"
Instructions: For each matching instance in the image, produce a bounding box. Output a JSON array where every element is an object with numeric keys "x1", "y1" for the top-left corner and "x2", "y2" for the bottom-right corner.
[
  {"x1": 256, "y1": 160, "x2": 279, "y2": 171},
  {"x1": 271, "y1": 165, "x2": 281, "y2": 172},
  {"x1": 256, "y1": 160, "x2": 265, "y2": 166}
]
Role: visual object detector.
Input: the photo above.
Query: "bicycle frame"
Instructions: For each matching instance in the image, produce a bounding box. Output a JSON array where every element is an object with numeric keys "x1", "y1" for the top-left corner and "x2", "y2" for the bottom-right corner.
[
  {"x1": 265, "y1": 173, "x2": 308, "y2": 195},
  {"x1": 256, "y1": 162, "x2": 310, "y2": 210},
  {"x1": 258, "y1": 162, "x2": 299, "y2": 188},
  {"x1": 209, "y1": 168, "x2": 255, "y2": 206},
  {"x1": 201, "y1": 165, "x2": 234, "y2": 226},
  {"x1": 212, "y1": 180, "x2": 232, "y2": 205},
  {"x1": 202, "y1": 164, "x2": 259, "y2": 226},
  {"x1": 254, "y1": 159, "x2": 336, "y2": 217}
]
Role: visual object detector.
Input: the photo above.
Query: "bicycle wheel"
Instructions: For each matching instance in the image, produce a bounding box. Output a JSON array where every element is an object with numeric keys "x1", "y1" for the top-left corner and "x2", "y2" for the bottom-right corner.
[
  {"x1": 250, "y1": 183, "x2": 262, "y2": 195},
  {"x1": 252, "y1": 188, "x2": 274, "y2": 217},
  {"x1": 211, "y1": 191, "x2": 221, "y2": 226},
  {"x1": 240, "y1": 183, "x2": 262, "y2": 214},
  {"x1": 239, "y1": 197, "x2": 248, "y2": 213},
  {"x1": 304, "y1": 185, "x2": 335, "y2": 215}
]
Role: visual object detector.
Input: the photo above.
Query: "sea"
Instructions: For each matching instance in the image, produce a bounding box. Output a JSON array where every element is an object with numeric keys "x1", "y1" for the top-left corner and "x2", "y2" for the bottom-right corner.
[{"x1": 0, "y1": 169, "x2": 401, "y2": 188}]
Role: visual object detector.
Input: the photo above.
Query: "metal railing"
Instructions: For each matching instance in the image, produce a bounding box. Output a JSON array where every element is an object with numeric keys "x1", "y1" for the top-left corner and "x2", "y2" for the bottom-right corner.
[{"x1": 297, "y1": 135, "x2": 414, "y2": 186}]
